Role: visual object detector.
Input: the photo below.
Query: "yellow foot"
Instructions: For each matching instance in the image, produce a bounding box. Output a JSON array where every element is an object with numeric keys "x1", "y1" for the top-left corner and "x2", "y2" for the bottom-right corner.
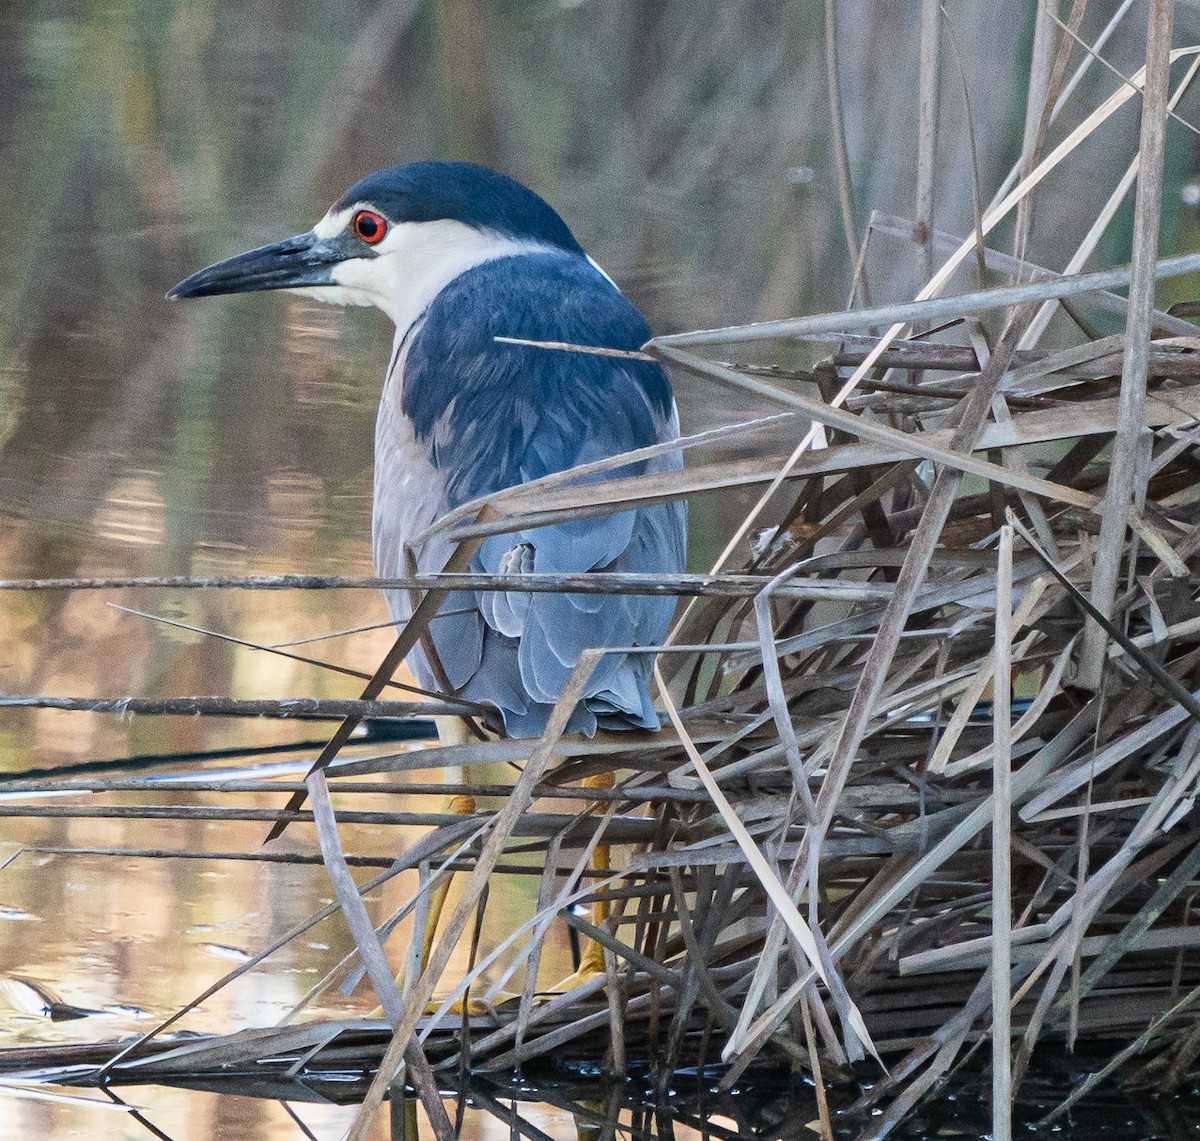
[
  {"x1": 541, "y1": 769, "x2": 618, "y2": 997},
  {"x1": 370, "y1": 988, "x2": 519, "y2": 1020},
  {"x1": 542, "y1": 963, "x2": 606, "y2": 996},
  {"x1": 422, "y1": 989, "x2": 520, "y2": 1016}
]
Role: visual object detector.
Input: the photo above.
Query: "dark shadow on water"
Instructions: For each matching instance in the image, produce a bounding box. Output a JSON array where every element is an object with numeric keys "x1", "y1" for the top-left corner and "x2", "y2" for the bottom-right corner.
[{"x1": 71, "y1": 1056, "x2": 1200, "y2": 1140}]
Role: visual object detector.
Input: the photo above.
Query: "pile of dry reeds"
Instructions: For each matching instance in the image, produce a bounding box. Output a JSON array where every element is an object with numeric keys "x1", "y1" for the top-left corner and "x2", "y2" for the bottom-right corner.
[{"x1": 5, "y1": 7, "x2": 1200, "y2": 1140}]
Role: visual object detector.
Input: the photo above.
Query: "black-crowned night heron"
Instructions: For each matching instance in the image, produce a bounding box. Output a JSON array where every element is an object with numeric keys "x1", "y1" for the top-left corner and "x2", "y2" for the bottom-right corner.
[{"x1": 169, "y1": 160, "x2": 686, "y2": 991}]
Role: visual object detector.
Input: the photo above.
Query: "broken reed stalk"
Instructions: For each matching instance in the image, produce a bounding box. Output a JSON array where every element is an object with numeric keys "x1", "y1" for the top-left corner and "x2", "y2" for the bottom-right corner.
[{"x1": 9, "y1": 17, "x2": 1200, "y2": 1140}]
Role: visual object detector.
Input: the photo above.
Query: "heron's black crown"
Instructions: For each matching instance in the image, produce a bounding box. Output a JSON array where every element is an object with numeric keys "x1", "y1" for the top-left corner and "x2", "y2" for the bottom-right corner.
[{"x1": 334, "y1": 161, "x2": 586, "y2": 256}]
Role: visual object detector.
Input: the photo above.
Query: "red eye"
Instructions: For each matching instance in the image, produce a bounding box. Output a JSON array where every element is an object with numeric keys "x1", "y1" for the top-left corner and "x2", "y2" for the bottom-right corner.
[{"x1": 352, "y1": 209, "x2": 388, "y2": 245}]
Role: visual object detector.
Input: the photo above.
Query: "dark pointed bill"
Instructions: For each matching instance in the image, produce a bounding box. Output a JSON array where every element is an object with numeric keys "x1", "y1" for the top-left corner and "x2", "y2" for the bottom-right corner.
[{"x1": 167, "y1": 230, "x2": 363, "y2": 300}]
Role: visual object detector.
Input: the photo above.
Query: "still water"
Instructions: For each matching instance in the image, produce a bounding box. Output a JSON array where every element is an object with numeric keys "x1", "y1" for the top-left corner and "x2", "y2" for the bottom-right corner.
[{"x1": 6, "y1": 1, "x2": 1200, "y2": 1138}]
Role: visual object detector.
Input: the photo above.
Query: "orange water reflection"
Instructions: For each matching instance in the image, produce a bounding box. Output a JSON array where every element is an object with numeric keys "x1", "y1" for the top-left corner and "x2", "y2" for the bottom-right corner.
[
  {"x1": 0, "y1": 564, "x2": 591, "y2": 1139},
  {"x1": 0, "y1": 732, "x2": 597, "y2": 1137},
  {"x1": 6, "y1": 1087, "x2": 724, "y2": 1140}
]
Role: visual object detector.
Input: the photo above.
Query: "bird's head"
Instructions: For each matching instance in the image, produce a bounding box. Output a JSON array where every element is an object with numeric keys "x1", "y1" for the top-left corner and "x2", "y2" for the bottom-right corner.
[{"x1": 168, "y1": 161, "x2": 587, "y2": 329}]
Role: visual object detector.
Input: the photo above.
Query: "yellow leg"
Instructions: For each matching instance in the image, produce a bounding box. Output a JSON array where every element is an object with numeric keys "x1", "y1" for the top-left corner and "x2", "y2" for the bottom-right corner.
[
  {"x1": 374, "y1": 718, "x2": 484, "y2": 1016},
  {"x1": 413, "y1": 716, "x2": 474, "y2": 975},
  {"x1": 389, "y1": 1090, "x2": 419, "y2": 1141},
  {"x1": 395, "y1": 716, "x2": 518, "y2": 1014},
  {"x1": 548, "y1": 769, "x2": 615, "y2": 993},
  {"x1": 376, "y1": 731, "x2": 613, "y2": 1011}
]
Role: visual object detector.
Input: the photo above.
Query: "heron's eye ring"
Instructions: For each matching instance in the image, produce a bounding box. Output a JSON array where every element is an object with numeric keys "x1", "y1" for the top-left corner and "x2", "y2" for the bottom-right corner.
[{"x1": 352, "y1": 210, "x2": 388, "y2": 245}]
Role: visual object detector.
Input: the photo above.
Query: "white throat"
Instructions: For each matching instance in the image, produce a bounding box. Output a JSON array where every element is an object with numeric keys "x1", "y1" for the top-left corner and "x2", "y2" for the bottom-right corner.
[{"x1": 299, "y1": 208, "x2": 547, "y2": 341}]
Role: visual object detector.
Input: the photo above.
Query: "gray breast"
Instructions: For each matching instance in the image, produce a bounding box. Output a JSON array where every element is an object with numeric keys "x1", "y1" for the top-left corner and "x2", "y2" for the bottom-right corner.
[{"x1": 371, "y1": 345, "x2": 486, "y2": 696}]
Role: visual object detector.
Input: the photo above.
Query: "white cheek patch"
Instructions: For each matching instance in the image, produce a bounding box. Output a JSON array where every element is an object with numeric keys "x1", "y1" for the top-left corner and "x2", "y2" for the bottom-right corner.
[
  {"x1": 287, "y1": 283, "x2": 362, "y2": 307},
  {"x1": 313, "y1": 206, "x2": 355, "y2": 240},
  {"x1": 330, "y1": 256, "x2": 379, "y2": 289},
  {"x1": 326, "y1": 261, "x2": 383, "y2": 308}
]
